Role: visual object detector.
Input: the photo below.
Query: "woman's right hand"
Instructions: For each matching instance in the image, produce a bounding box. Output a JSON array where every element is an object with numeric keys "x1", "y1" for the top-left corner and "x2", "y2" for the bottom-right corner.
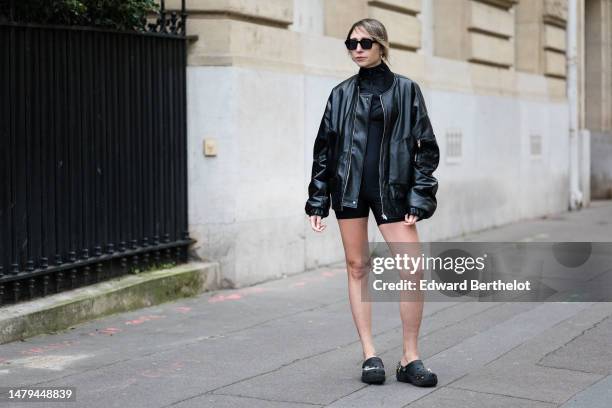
[{"x1": 309, "y1": 215, "x2": 327, "y2": 232}]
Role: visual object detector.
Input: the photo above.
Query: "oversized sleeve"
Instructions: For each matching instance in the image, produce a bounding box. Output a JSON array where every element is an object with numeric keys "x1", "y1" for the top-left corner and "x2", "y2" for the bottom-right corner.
[
  {"x1": 305, "y1": 91, "x2": 335, "y2": 218},
  {"x1": 407, "y1": 82, "x2": 440, "y2": 220}
]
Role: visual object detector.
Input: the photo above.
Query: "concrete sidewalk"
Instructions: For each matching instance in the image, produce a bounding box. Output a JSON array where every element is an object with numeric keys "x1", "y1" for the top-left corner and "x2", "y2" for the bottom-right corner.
[{"x1": 1, "y1": 201, "x2": 611, "y2": 407}]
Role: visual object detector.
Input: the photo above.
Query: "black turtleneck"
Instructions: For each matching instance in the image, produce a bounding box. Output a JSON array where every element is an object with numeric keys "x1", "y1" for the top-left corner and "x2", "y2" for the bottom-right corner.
[
  {"x1": 358, "y1": 59, "x2": 395, "y2": 95},
  {"x1": 357, "y1": 60, "x2": 394, "y2": 204}
]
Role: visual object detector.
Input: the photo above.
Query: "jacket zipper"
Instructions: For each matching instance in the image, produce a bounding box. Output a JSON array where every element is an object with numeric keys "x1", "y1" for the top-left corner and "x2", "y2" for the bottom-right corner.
[
  {"x1": 415, "y1": 138, "x2": 421, "y2": 161},
  {"x1": 379, "y1": 94, "x2": 387, "y2": 220},
  {"x1": 341, "y1": 85, "x2": 359, "y2": 207}
]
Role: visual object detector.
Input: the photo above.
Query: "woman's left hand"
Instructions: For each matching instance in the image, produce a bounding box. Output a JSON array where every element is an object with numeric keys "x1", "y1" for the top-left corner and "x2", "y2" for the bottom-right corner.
[{"x1": 403, "y1": 213, "x2": 419, "y2": 225}]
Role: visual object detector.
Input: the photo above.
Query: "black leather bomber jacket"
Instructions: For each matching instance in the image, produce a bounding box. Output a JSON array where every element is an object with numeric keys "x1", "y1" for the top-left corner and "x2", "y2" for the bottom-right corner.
[{"x1": 305, "y1": 72, "x2": 440, "y2": 221}]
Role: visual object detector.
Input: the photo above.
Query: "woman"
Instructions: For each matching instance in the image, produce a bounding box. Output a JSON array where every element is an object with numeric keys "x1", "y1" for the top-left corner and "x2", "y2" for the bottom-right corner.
[{"x1": 305, "y1": 18, "x2": 440, "y2": 387}]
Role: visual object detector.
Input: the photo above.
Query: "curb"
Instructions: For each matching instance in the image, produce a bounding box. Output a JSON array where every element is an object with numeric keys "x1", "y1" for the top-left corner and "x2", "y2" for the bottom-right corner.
[{"x1": 0, "y1": 261, "x2": 221, "y2": 345}]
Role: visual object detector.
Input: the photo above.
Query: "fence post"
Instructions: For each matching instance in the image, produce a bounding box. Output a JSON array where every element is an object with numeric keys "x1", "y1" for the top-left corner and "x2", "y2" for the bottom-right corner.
[{"x1": 181, "y1": 0, "x2": 187, "y2": 35}]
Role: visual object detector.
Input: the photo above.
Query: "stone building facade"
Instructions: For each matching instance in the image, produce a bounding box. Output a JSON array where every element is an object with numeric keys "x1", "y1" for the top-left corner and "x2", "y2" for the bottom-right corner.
[{"x1": 169, "y1": 0, "x2": 611, "y2": 287}]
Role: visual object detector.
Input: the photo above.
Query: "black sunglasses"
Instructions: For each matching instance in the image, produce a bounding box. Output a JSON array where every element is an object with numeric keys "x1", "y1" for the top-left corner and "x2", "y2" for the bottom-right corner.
[{"x1": 344, "y1": 38, "x2": 378, "y2": 50}]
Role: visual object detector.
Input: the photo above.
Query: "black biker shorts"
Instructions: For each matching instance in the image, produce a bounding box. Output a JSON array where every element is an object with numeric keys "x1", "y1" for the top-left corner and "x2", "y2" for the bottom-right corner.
[{"x1": 334, "y1": 177, "x2": 405, "y2": 226}]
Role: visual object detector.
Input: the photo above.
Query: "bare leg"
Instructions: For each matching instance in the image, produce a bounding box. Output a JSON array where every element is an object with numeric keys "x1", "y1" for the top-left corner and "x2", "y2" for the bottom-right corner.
[
  {"x1": 337, "y1": 217, "x2": 377, "y2": 360},
  {"x1": 378, "y1": 221, "x2": 423, "y2": 366}
]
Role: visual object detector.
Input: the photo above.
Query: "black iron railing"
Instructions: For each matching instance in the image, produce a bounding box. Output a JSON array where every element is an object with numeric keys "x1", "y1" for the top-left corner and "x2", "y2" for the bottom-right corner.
[{"x1": 0, "y1": 1, "x2": 194, "y2": 306}]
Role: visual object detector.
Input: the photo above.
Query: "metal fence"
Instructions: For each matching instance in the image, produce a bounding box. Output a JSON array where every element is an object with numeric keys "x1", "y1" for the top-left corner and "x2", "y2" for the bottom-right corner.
[{"x1": 0, "y1": 1, "x2": 194, "y2": 305}]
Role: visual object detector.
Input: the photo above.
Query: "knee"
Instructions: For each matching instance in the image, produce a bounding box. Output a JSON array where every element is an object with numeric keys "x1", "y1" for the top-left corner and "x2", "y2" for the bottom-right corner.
[{"x1": 347, "y1": 258, "x2": 371, "y2": 280}]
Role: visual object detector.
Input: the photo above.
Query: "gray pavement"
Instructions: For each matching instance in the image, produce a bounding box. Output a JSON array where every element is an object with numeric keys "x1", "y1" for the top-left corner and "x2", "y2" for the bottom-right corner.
[{"x1": 1, "y1": 201, "x2": 612, "y2": 407}]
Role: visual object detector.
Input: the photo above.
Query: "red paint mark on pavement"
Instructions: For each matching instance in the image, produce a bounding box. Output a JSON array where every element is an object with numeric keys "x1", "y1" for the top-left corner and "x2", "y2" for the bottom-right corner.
[
  {"x1": 19, "y1": 340, "x2": 80, "y2": 356},
  {"x1": 322, "y1": 271, "x2": 341, "y2": 277},
  {"x1": 291, "y1": 281, "x2": 306, "y2": 288},
  {"x1": 175, "y1": 306, "x2": 192, "y2": 313},
  {"x1": 98, "y1": 327, "x2": 122, "y2": 335},
  {"x1": 125, "y1": 314, "x2": 166, "y2": 325},
  {"x1": 208, "y1": 293, "x2": 243, "y2": 303},
  {"x1": 0, "y1": 340, "x2": 81, "y2": 364},
  {"x1": 87, "y1": 327, "x2": 122, "y2": 336},
  {"x1": 207, "y1": 286, "x2": 271, "y2": 303}
]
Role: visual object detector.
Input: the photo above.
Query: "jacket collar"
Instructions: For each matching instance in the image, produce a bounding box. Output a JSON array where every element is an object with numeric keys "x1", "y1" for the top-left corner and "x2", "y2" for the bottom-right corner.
[
  {"x1": 354, "y1": 61, "x2": 399, "y2": 95},
  {"x1": 357, "y1": 59, "x2": 391, "y2": 79},
  {"x1": 352, "y1": 72, "x2": 398, "y2": 95}
]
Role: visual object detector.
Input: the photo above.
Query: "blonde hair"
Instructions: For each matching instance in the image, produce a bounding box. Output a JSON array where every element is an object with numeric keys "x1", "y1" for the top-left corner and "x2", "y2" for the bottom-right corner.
[{"x1": 346, "y1": 18, "x2": 391, "y2": 65}]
